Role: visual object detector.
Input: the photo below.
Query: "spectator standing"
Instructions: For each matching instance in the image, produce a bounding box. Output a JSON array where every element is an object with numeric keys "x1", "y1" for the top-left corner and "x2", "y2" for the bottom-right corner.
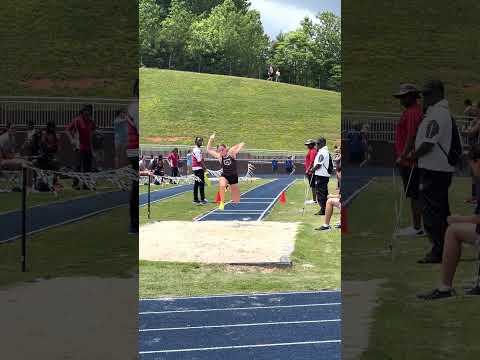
[
  {"x1": 168, "y1": 148, "x2": 180, "y2": 177},
  {"x1": 66, "y1": 104, "x2": 95, "y2": 189},
  {"x1": 393, "y1": 83, "x2": 424, "y2": 236},
  {"x1": 304, "y1": 139, "x2": 318, "y2": 204},
  {"x1": 186, "y1": 150, "x2": 192, "y2": 175},
  {"x1": 272, "y1": 158, "x2": 278, "y2": 174},
  {"x1": 409, "y1": 80, "x2": 454, "y2": 264},
  {"x1": 114, "y1": 109, "x2": 128, "y2": 168},
  {"x1": 275, "y1": 69, "x2": 281, "y2": 82},
  {"x1": 311, "y1": 137, "x2": 330, "y2": 215},
  {"x1": 192, "y1": 137, "x2": 207, "y2": 205},
  {"x1": 346, "y1": 123, "x2": 364, "y2": 164}
]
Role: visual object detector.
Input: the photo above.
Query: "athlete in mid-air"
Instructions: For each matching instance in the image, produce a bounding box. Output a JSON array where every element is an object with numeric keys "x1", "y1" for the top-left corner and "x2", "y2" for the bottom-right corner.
[{"x1": 206, "y1": 133, "x2": 245, "y2": 210}]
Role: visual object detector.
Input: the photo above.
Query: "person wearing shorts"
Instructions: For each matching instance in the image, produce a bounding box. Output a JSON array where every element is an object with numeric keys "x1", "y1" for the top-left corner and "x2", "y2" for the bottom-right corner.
[
  {"x1": 418, "y1": 144, "x2": 480, "y2": 300},
  {"x1": 206, "y1": 132, "x2": 244, "y2": 210},
  {"x1": 393, "y1": 83, "x2": 424, "y2": 236}
]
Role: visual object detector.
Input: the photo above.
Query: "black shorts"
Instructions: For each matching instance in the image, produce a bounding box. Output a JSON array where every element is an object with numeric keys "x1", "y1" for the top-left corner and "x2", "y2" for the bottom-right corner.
[
  {"x1": 399, "y1": 165, "x2": 419, "y2": 199},
  {"x1": 223, "y1": 174, "x2": 238, "y2": 185},
  {"x1": 305, "y1": 173, "x2": 315, "y2": 188}
]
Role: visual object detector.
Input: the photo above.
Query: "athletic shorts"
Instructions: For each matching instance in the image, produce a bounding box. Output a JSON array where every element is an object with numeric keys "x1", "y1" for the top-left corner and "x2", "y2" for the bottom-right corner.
[
  {"x1": 329, "y1": 197, "x2": 341, "y2": 209},
  {"x1": 399, "y1": 165, "x2": 419, "y2": 199},
  {"x1": 223, "y1": 174, "x2": 238, "y2": 185}
]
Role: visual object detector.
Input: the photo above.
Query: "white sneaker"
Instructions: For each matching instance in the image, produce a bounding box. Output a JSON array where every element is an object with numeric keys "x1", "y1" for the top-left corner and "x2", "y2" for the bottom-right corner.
[
  {"x1": 305, "y1": 200, "x2": 316, "y2": 205},
  {"x1": 395, "y1": 226, "x2": 424, "y2": 237}
]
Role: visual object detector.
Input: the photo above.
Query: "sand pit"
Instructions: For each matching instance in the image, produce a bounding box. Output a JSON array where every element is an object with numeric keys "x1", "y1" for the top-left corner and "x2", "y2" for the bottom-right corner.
[
  {"x1": 0, "y1": 277, "x2": 137, "y2": 359},
  {"x1": 140, "y1": 221, "x2": 300, "y2": 264}
]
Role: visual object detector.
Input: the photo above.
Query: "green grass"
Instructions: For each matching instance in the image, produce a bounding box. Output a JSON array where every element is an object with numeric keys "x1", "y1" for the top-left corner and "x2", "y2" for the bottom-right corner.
[
  {"x1": 139, "y1": 179, "x2": 340, "y2": 298},
  {"x1": 343, "y1": 1, "x2": 480, "y2": 114},
  {"x1": 0, "y1": 0, "x2": 137, "y2": 97},
  {"x1": 139, "y1": 182, "x2": 177, "y2": 194},
  {"x1": 343, "y1": 176, "x2": 480, "y2": 359},
  {"x1": 0, "y1": 207, "x2": 136, "y2": 288},
  {"x1": 140, "y1": 68, "x2": 340, "y2": 150},
  {"x1": 139, "y1": 179, "x2": 270, "y2": 223}
]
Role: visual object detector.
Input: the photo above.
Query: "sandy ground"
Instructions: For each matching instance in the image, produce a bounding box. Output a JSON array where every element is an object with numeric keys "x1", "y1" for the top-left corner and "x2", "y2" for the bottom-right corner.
[
  {"x1": 140, "y1": 221, "x2": 300, "y2": 264},
  {"x1": 342, "y1": 280, "x2": 384, "y2": 360},
  {"x1": 0, "y1": 277, "x2": 138, "y2": 360}
]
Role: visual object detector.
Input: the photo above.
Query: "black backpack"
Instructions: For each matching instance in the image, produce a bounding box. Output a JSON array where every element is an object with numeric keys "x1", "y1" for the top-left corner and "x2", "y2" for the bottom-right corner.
[
  {"x1": 438, "y1": 116, "x2": 462, "y2": 167},
  {"x1": 324, "y1": 154, "x2": 334, "y2": 175}
]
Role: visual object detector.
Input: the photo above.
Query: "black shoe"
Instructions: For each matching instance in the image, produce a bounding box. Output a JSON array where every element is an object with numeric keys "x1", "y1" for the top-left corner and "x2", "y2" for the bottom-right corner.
[
  {"x1": 417, "y1": 288, "x2": 456, "y2": 300},
  {"x1": 193, "y1": 200, "x2": 201, "y2": 205},
  {"x1": 417, "y1": 253, "x2": 442, "y2": 264},
  {"x1": 315, "y1": 225, "x2": 331, "y2": 231}
]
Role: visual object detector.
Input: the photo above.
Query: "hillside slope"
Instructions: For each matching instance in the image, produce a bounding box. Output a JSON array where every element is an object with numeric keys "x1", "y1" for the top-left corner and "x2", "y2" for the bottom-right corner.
[{"x1": 140, "y1": 69, "x2": 340, "y2": 151}]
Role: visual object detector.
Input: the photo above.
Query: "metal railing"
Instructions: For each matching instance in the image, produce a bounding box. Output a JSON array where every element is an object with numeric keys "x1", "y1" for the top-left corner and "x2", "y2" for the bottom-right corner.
[
  {"x1": 140, "y1": 144, "x2": 306, "y2": 161},
  {"x1": 342, "y1": 110, "x2": 474, "y2": 145},
  {"x1": 0, "y1": 96, "x2": 131, "y2": 129}
]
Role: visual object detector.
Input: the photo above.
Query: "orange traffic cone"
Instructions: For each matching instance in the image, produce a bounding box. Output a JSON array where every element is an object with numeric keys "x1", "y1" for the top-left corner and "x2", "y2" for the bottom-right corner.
[
  {"x1": 215, "y1": 191, "x2": 221, "y2": 204},
  {"x1": 341, "y1": 207, "x2": 348, "y2": 234},
  {"x1": 279, "y1": 191, "x2": 287, "y2": 205}
]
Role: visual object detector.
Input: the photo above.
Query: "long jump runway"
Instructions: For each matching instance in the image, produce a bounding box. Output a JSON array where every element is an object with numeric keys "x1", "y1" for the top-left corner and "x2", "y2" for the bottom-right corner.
[
  {"x1": 196, "y1": 177, "x2": 296, "y2": 222},
  {"x1": 139, "y1": 184, "x2": 191, "y2": 207},
  {"x1": 139, "y1": 291, "x2": 341, "y2": 360}
]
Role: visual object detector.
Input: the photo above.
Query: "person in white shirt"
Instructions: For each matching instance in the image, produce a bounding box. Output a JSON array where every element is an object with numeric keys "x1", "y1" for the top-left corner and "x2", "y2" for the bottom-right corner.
[
  {"x1": 311, "y1": 137, "x2": 330, "y2": 216},
  {"x1": 409, "y1": 80, "x2": 454, "y2": 264},
  {"x1": 192, "y1": 136, "x2": 207, "y2": 205}
]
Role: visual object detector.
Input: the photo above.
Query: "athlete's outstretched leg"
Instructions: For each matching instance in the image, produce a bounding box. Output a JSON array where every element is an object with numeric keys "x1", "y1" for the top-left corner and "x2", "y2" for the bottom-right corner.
[
  {"x1": 231, "y1": 183, "x2": 240, "y2": 203},
  {"x1": 219, "y1": 177, "x2": 227, "y2": 208}
]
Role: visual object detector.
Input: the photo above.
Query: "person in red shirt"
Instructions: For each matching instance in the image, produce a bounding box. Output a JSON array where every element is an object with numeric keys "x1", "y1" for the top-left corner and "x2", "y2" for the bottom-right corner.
[
  {"x1": 393, "y1": 84, "x2": 424, "y2": 236},
  {"x1": 66, "y1": 104, "x2": 96, "y2": 190},
  {"x1": 304, "y1": 139, "x2": 318, "y2": 204},
  {"x1": 167, "y1": 148, "x2": 180, "y2": 177}
]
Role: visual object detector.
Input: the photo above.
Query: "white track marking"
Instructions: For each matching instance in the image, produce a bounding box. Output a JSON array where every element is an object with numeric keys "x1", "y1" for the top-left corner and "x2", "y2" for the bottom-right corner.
[
  {"x1": 139, "y1": 319, "x2": 340, "y2": 332},
  {"x1": 139, "y1": 302, "x2": 341, "y2": 315},
  {"x1": 141, "y1": 290, "x2": 339, "y2": 301},
  {"x1": 343, "y1": 178, "x2": 375, "y2": 207},
  {"x1": 0, "y1": 203, "x2": 126, "y2": 244},
  {"x1": 139, "y1": 340, "x2": 341, "y2": 354},
  {"x1": 257, "y1": 179, "x2": 297, "y2": 221},
  {"x1": 139, "y1": 187, "x2": 191, "y2": 207},
  {"x1": 194, "y1": 180, "x2": 274, "y2": 221}
]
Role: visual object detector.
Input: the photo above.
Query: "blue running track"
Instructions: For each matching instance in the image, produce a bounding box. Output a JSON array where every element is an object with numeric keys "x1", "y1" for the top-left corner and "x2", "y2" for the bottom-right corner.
[
  {"x1": 196, "y1": 177, "x2": 296, "y2": 222},
  {"x1": 139, "y1": 185, "x2": 191, "y2": 207},
  {"x1": 0, "y1": 190, "x2": 129, "y2": 244},
  {"x1": 139, "y1": 291, "x2": 341, "y2": 360}
]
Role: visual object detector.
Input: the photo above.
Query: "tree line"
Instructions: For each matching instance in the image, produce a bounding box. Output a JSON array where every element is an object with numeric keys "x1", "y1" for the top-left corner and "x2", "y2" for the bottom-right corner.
[{"x1": 140, "y1": 0, "x2": 341, "y2": 91}]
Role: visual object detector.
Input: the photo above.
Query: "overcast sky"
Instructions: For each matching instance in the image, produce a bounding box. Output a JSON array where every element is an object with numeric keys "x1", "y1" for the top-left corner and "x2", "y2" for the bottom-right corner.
[{"x1": 249, "y1": 0, "x2": 340, "y2": 39}]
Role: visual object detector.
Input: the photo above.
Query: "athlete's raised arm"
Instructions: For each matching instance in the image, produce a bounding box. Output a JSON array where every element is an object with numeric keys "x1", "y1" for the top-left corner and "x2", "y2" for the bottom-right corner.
[
  {"x1": 228, "y1": 142, "x2": 245, "y2": 158},
  {"x1": 206, "y1": 133, "x2": 221, "y2": 160}
]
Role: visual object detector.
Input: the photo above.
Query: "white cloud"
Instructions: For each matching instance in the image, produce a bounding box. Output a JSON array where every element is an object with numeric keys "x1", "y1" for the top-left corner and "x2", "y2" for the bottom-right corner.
[{"x1": 250, "y1": 0, "x2": 319, "y2": 39}]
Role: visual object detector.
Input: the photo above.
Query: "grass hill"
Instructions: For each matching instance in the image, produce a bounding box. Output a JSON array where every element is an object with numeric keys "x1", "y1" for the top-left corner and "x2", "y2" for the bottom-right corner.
[
  {"x1": 0, "y1": 0, "x2": 137, "y2": 97},
  {"x1": 343, "y1": 0, "x2": 480, "y2": 113},
  {"x1": 140, "y1": 68, "x2": 340, "y2": 151}
]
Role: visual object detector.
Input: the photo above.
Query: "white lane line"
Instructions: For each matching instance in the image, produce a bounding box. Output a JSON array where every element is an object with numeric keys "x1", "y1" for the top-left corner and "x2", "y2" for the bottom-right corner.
[
  {"x1": 139, "y1": 340, "x2": 341, "y2": 354},
  {"x1": 211, "y1": 209, "x2": 263, "y2": 212},
  {"x1": 242, "y1": 198, "x2": 276, "y2": 200},
  {"x1": 194, "y1": 180, "x2": 275, "y2": 221},
  {"x1": 139, "y1": 187, "x2": 191, "y2": 207},
  {"x1": 139, "y1": 319, "x2": 340, "y2": 332},
  {"x1": 141, "y1": 290, "x2": 340, "y2": 301},
  {"x1": 257, "y1": 178, "x2": 297, "y2": 221},
  {"x1": 139, "y1": 302, "x2": 341, "y2": 315},
  {"x1": 342, "y1": 178, "x2": 375, "y2": 207},
  {"x1": 0, "y1": 203, "x2": 126, "y2": 244},
  {"x1": 237, "y1": 201, "x2": 271, "y2": 204}
]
